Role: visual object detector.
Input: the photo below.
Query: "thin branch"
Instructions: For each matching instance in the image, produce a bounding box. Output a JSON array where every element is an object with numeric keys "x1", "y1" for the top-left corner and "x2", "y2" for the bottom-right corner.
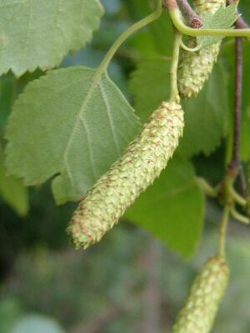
[
  {"x1": 169, "y1": 29, "x2": 182, "y2": 103},
  {"x1": 231, "y1": 204, "x2": 250, "y2": 224},
  {"x1": 227, "y1": 37, "x2": 243, "y2": 179},
  {"x1": 176, "y1": 0, "x2": 202, "y2": 28},
  {"x1": 239, "y1": 164, "x2": 248, "y2": 198},
  {"x1": 236, "y1": 17, "x2": 250, "y2": 29},
  {"x1": 219, "y1": 206, "x2": 229, "y2": 258}
]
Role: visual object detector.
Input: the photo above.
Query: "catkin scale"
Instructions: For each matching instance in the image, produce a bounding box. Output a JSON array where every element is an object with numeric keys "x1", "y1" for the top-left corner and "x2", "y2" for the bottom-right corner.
[
  {"x1": 171, "y1": 256, "x2": 229, "y2": 333},
  {"x1": 68, "y1": 101, "x2": 184, "y2": 249},
  {"x1": 178, "y1": 0, "x2": 226, "y2": 100}
]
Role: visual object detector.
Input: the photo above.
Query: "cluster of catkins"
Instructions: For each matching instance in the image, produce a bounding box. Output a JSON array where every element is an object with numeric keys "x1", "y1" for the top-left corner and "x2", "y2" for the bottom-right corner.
[
  {"x1": 68, "y1": 0, "x2": 226, "y2": 250},
  {"x1": 68, "y1": 1, "x2": 229, "y2": 332},
  {"x1": 171, "y1": 2, "x2": 229, "y2": 332}
]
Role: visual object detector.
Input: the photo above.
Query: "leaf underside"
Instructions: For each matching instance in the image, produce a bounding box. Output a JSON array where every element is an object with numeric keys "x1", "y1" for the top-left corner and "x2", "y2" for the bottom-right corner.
[{"x1": 5, "y1": 67, "x2": 140, "y2": 204}]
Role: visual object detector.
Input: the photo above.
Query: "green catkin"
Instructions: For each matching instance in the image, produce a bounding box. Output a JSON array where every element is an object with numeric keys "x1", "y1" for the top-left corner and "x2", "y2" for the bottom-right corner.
[
  {"x1": 67, "y1": 101, "x2": 184, "y2": 249},
  {"x1": 171, "y1": 256, "x2": 229, "y2": 333},
  {"x1": 178, "y1": 0, "x2": 226, "y2": 100}
]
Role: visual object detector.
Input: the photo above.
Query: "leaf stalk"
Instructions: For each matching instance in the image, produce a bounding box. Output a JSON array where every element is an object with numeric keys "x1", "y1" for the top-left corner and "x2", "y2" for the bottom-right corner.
[
  {"x1": 169, "y1": 29, "x2": 182, "y2": 103},
  {"x1": 219, "y1": 206, "x2": 229, "y2": 258},
  {"x1": 96, "y1": 7, "x2": 162, "y2": 79}
]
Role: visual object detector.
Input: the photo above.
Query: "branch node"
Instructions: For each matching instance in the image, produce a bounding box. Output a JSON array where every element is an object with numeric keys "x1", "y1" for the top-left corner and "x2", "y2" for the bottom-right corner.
[{"x1": 177, "y1": 0, "x2": 203, "y2": 28}]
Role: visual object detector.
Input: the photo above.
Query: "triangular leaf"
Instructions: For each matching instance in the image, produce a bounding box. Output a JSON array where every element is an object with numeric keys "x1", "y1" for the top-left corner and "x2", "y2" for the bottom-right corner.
[
  {"x1": 126, "y1": 157, "x2": 205, "y2": 257},
  {"x1": 6, "y1": 67, "x2": 140, "y2": 204},
  {"x1": 0, "y1": 0, "x2": 104, "y2": 76},
  {"x1": 197, "y1": 3, "x2": 239, "y2": 48}
]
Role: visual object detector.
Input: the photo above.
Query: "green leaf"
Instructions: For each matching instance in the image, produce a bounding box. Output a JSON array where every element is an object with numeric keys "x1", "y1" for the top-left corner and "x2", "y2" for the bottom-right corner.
[
  {"x1": 129, "y1": 59, "x2": 229, "y2": 157},
  {"x1": 0, "y1": 145, "x2": 29, "y2": 216},
  {"x1": 125, "y1": 0, "x2": 173, "y2": 57},
  {"x1": 130, "y1": 14, "x2": 173, "y2": 58},
  {"x1": 197, "y1": 3, "x2": 239, "y2": 47},
  {"x1": 129, "y1": 58, "x2": 171, "y2": 123},
  {"x1": 178, "y1": 63, "x2": 229, "y2": 158},
  {"x1": 240, "y1": 44, "x2": 250, "y2": 161},
  {"x1": 0, "y1": 75, "x2": 15, "y2": 128},
  {"x1": 6, "y1": 67, "x2": 140, "y2": 204},
  {"x1": 125, "y1": 157, "x2": 205, "y2": 257},
  {"x1": 0, "y1": 0, "x2": 104, "y2": 77}
]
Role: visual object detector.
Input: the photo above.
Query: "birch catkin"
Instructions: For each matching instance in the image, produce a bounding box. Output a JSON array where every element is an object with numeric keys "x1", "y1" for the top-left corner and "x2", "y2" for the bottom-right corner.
[
  {"x1": 68, "y1": 101, "x2": 184, "y2": 249},
  {"x1": 178, "y1": 0, "x2": 226, "y2": 100},
  {"x1": 171, "y1": 256, "x2": 229, "y2": 333}
]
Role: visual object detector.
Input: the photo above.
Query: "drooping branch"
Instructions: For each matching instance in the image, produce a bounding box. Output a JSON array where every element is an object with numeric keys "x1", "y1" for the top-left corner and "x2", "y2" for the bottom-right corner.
[
  {"x1": 239, "y1": 165, "x2": 248, "y2": 198},
  {"x1": 227, "y1": 37, "x2": 243, "y2": 178}
]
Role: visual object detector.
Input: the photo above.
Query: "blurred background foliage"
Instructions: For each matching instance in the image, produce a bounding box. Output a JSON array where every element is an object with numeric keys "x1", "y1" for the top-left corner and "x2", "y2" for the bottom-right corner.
[{"x1": 0, "y1": 0, "x2": 250, "y2": 332}]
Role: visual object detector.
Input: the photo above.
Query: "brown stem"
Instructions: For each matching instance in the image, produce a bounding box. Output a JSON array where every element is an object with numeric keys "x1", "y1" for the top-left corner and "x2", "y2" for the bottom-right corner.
[
  {"x1": 176, "y1": 0, "x2": 202, "y2": 28},
  {"x1": 227, "y1": 37, "x2": 243, "y2": 179}
]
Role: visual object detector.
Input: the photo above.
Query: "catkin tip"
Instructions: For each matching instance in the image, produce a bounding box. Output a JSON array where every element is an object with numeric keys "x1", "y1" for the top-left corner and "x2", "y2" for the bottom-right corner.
[{"x1": 171, "y1": 255, "x2": 229, "y2": 333}]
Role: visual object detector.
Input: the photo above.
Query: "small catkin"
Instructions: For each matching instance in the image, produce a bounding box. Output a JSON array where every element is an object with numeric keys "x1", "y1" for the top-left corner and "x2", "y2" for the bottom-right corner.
[
  {"x1": 178, "y1": 0, "x2": 226, "y2": 100},
  {"x1": 67, "y1": 101, "x2": 184, "y2": 249},
  {"x1": 171, "y1": 256, "x2": 229, "y2": 333}
]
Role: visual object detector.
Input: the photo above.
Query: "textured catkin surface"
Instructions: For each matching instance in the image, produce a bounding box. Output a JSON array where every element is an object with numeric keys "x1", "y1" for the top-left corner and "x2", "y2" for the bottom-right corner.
[
  {"x1": 178, "y1": 0, "x2": 226, "y2": 100},
  {"x1": 68, "y1": 101, "x2": 184, "y2": 249},
  {"x1": 171, "y1": 256, "x2": 229, "y2": 333}
]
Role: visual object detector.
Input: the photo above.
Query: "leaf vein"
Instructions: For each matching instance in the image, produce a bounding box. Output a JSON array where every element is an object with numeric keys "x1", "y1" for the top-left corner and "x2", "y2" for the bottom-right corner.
[
  {"x1": 99, "y1": 81, "x2": 121, "y2": 156},
  {"x1": 79, "y1": 117, "x2": 98, "y2": 179}
]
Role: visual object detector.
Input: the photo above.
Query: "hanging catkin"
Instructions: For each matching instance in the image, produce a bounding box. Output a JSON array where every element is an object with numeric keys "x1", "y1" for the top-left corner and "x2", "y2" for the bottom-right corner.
[
  {"x1": 171, "y1": 255, "x2": 229, "y2": 333},
  {"x1": 68, "y1": 101, "x2": 184, "y2": 249},
  {"x1": 178, "y1": 0, "x2": 226, "y2": 100}
]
